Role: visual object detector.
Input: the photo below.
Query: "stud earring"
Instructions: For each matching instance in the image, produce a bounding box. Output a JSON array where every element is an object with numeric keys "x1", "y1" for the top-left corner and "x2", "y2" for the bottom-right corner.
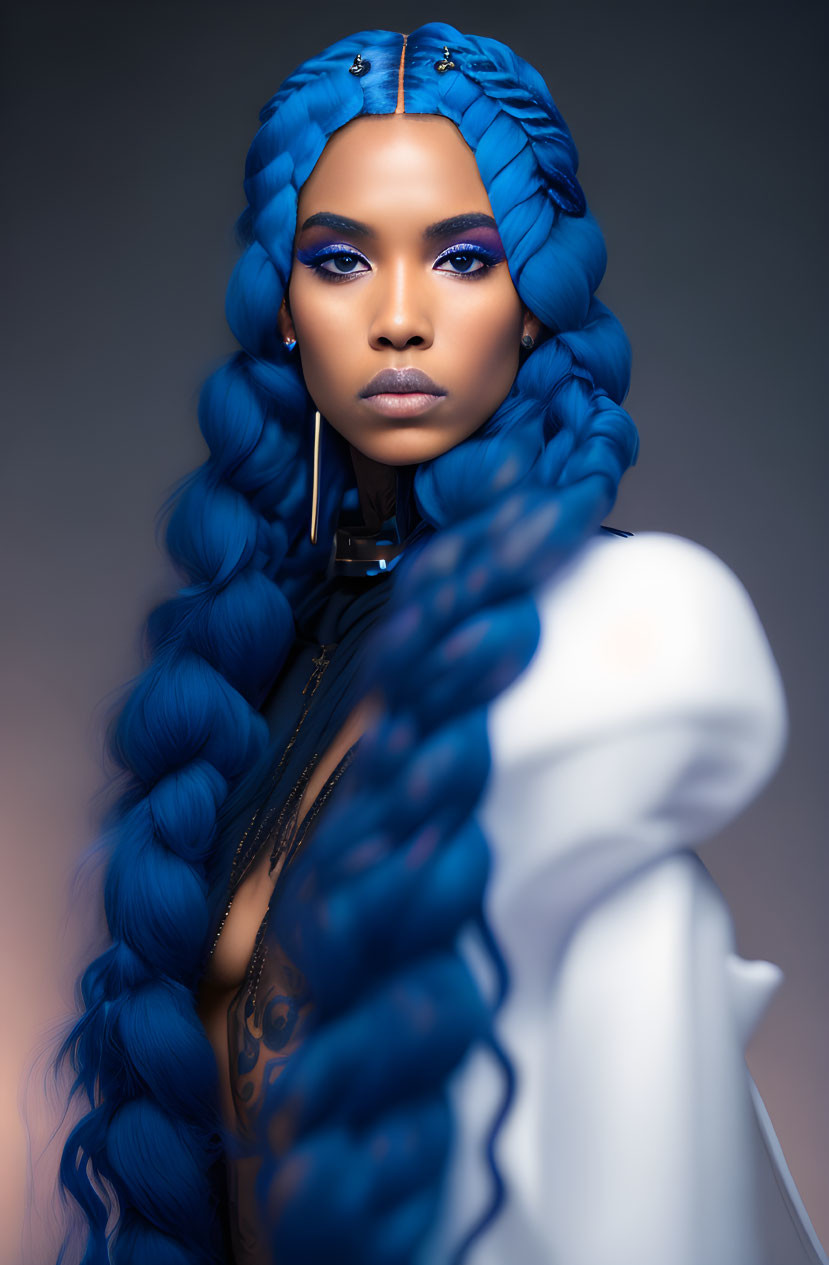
[
  {"x1": 283, "y1": 336, "x2": 297, "y2": 353},
  {"x1": 521, "y1": 334, "x2": 535, "y2": 350},
  {"x1": 310, "y1": 409, "x2": 321, "y2": 545}
]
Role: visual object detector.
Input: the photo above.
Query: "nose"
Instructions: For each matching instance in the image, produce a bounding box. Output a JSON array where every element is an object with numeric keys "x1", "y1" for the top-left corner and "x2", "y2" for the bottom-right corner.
[{"x1": 367, "y1": 259, "x2": 434, "y2": 351}]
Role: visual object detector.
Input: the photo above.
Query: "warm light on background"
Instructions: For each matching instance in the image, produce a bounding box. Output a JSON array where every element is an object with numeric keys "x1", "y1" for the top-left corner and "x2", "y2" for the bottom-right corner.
[{"x1": 3, "y1": 2, "x2": 827, "y2": 1262}]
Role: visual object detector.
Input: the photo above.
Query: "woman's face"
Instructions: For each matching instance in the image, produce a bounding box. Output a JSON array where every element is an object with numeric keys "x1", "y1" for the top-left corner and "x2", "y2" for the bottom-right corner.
[{"x1": 278, "y1": 113, "x2": 540, "y2": 467}]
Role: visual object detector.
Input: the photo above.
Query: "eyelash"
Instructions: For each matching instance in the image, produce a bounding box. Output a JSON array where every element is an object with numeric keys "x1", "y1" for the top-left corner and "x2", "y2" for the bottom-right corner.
[{"x1": 299, "y1": 242, "x2": 502, "y2": 283}]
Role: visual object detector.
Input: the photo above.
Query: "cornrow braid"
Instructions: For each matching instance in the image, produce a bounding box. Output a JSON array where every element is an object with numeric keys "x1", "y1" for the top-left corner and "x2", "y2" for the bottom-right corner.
[{"x1": 407, "y1": 31, "x2": 586, "y2": 217}]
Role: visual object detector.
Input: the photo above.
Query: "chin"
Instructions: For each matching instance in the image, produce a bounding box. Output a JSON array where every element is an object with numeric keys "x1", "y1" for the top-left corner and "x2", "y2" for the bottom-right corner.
[{"x1": 351, "y1": 429, "x2": 470, "y2": 468}]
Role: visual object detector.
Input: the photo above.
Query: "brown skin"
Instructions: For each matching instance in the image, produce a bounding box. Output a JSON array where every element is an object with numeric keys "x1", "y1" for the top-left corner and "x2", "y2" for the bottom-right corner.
[{"x1": 277, "y1": 113, "x2": 541, "y2": 466}]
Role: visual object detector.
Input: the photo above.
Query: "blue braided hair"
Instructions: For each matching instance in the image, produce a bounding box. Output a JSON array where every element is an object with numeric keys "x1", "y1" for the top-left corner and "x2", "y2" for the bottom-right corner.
[{"x1": 52, "y1": 21, "x2": 638, "y2": 1265}]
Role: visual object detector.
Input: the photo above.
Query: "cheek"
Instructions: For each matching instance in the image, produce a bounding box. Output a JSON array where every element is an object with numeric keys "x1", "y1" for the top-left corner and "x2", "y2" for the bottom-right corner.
[
  {"x1": 288, "y1": 270, "x2": 349, "y2": 340},
  {"x1": 288, "y1": 285, "x2": 352, "y2": 400},
  {"x1": 452, "y1": 288, "x2": 522, "y2": 398}
]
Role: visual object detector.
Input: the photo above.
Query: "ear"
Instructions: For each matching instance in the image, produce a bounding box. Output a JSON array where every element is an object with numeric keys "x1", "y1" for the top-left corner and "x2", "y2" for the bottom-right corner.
[
  {"x1": 277, "y1": 295, "x2": 297, "y2": 345},
  {"x1": 521, "y1": 306, "x2": 543, "y2": 345}
]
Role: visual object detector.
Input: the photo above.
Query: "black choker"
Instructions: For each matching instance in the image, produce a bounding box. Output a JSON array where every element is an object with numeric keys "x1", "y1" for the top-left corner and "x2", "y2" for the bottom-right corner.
[
  {"x1": 328, "y1": 447, "x2": 426, "y2": 578},
  {"x1": 328, "y1": 514, "x2": 430, "y2": 579}
]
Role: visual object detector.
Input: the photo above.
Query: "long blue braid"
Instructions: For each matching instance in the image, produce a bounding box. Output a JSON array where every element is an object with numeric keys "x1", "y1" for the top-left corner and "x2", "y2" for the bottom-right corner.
[{"x1": 53, "y1": 22, "x2": 638, "y2": 1265}]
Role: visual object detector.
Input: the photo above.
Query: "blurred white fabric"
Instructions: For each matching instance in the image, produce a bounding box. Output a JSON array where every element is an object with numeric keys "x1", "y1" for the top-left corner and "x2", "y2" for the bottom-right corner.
[{"x1": 427, "y1": 531, "x2": 827, "y2": 1265}]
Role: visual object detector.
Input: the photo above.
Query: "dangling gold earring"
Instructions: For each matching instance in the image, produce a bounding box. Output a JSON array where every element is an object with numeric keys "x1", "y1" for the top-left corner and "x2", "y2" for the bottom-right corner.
[{"x1": 310, "y1": 409, "x2": 321, "y2": 545}]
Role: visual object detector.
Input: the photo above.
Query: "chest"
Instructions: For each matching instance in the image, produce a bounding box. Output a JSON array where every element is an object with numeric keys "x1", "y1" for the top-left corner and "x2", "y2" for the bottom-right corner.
[{"x1": 202, "y1": 696, "x2": 371, "y2": 996}]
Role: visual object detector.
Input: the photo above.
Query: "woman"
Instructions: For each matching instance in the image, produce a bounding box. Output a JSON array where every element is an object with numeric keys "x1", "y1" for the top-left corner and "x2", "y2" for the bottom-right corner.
[{"x1": 52, "y1": 21, "x2": 827, "y2": 1265}]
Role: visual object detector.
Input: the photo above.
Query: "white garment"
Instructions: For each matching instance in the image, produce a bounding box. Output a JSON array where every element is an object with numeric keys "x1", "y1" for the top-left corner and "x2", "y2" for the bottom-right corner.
[{"x1": 425, "y1": 531, "x2": 827, "y2": 1265}]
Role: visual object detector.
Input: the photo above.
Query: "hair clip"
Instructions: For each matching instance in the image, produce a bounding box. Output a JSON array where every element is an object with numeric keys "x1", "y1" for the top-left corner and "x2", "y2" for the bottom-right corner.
[
  {"x1": 434, "y1": 46, "x2": 456, "y2": 73},
  {"x1": 349, "y1": 52, "x2": 371, "y2": 76}
]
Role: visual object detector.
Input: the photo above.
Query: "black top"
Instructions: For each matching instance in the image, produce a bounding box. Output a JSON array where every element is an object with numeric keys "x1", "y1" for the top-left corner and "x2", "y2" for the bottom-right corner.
[{"x1": 206, "y1": 565, "x2": 399, "y2": 949}]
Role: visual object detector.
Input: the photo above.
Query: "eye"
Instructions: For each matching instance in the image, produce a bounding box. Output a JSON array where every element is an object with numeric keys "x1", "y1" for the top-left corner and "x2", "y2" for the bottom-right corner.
[
  {"x1": 297, "y1": 244, "x2": 371, "y2": 282},
  {"x1": 434, "y1": 243, "x2": 502, "y2": 277},
  {"x1": 318, "y1": 250, "x2": 369, "y2": 277}
]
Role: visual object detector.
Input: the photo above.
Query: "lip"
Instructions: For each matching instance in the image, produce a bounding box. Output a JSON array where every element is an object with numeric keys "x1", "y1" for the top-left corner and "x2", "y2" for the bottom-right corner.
[
  {"x1": 358, "y1": 367, "x2": 448, "y2": 398},
  {"x1": 361, "y1": 392, "x2": 444, "y2": 418}
]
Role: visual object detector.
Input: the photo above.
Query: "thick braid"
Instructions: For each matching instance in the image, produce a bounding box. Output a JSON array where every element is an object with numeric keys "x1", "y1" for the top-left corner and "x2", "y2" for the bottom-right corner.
[
  {"x1": 55, "y1": 22, "x2": 639, "y2": 1265},
  {"x1": 53, "y1": 241, "x2": 337, "y2": 1262},
  {"x1": 255, "y1": 404, "x2": 633, "y2": 1265}
]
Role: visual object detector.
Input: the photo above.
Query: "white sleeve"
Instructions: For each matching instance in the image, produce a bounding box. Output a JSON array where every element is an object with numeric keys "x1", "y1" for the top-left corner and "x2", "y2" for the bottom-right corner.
[
  {"x1": 440, "y1": 532, "x2": 823, "y2": 1265},
  {"x1": 481, "y1": 530, "x2": 788, "y2": 947}
]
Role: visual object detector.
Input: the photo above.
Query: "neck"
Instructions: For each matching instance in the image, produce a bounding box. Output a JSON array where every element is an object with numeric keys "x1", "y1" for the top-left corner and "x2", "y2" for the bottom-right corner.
[
  {"x1": 328, "y1": 445, "x2": 423, "y2": 578},
  {"x1": 348, "y1": 446, "x2": 400, "y2": 533},
  {"x1": 347, "y1": 444, "x2": 421, "y2": 538}
]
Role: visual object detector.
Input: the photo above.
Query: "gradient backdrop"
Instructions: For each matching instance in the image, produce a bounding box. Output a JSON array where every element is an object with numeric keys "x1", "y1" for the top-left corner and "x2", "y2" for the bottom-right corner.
[{"x1": 2, "y1": 1, "x2": 827, "y2": 1261}]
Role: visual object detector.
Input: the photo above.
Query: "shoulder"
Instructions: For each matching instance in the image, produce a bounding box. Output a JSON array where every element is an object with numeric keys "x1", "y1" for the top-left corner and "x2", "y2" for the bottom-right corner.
[
  {"x1": 485, "y1": 530, "x2": 787, "y2": 851},
  {"x1": 536, "y1": 526, "x2": 775, "y2": 656}
]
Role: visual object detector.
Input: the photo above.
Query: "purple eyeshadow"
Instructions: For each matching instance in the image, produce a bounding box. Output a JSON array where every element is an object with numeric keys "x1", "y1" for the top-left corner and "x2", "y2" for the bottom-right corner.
[
  {"x1": 294, "y1": 228, "x2": 508, "y2": 279},
  {"x1": 295, "y1": 241, "x2": 358, "y2": 265},
  {"x1": 436, "y1": 236, "x2": 505, "y2": 265}
]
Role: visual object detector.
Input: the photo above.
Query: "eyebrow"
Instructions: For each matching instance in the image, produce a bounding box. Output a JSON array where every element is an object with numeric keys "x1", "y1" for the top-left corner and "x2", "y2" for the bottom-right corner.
[{"x1": 298, "y1": 211, "x2": 499, "y2": 239}]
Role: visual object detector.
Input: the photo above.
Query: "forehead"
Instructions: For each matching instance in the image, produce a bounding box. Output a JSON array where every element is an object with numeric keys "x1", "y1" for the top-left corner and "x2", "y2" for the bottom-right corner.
[{"x1": 296, "y1": 114, "x2": 493, "y2": 226}]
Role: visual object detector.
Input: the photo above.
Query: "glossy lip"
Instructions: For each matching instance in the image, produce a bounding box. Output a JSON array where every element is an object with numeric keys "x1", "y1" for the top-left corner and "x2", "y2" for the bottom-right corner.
[{"x1": 358, "y1": 367, "x2": 447, "y2": 398}]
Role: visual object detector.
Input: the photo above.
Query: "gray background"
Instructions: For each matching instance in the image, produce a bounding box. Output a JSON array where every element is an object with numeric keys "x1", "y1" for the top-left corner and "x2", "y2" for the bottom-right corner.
[{"x1": 2, "y1": 1, "x2": 826, "y2": 1260}]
